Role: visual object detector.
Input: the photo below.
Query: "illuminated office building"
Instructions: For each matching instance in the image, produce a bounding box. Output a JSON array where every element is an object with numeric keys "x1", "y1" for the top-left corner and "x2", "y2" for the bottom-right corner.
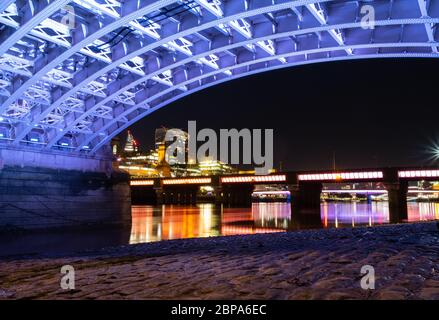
[
  {"x1": 124, "y1": 130, "x2": 139, "y2": 154},
  {"x1": 198, "y1": 160, "x2": 236, "y2": 176}
]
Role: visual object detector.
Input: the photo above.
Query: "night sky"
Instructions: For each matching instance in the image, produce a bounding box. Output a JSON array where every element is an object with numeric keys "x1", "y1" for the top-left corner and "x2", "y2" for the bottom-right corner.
[{"x1": 123, "y1": 58, "x2": 439, "y2": 171}]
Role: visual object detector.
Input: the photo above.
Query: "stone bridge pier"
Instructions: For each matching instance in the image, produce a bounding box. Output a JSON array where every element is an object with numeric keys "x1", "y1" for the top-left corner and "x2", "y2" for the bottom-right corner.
[
  {"x1": 0, "y1": 147, "x2": 131, "y2": 231},
  {"x1": 383, "y1": 168, "x2": 409, "y2": 224},
  {"x1": 221, "y1": 184, "x2": 254, "y2": 206},
  {"x1": 288, "y1": 180, "x2": 323, "y2": 229}
]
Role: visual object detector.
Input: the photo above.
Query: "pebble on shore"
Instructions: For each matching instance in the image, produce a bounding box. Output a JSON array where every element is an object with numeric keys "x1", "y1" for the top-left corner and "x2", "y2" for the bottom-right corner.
[{"x1": 0, "y1": 221, "x2": 438, "y2": 300}]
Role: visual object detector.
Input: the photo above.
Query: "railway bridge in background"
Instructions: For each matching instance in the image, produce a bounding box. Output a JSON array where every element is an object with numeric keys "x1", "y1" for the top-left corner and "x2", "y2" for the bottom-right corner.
[{"x1": 131, "y1": 168, "x2": 439, "y2": 225}]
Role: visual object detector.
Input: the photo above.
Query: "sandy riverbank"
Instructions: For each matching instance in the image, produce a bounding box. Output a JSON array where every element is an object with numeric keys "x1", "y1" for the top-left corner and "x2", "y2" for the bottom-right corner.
[{"x1": 1, "y1": 221, "x2": 439, "y2": 300}]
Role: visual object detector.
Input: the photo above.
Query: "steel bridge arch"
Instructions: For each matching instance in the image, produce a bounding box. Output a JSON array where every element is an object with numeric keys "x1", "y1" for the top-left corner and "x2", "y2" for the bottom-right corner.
[
  {"x1": 8, "y1": 0, "x2": 337, "y2": 145},
  {"x1": 59, "y1": 16, "x2": 439, "y2": 151},
  {"x1": 88, "y1": 50, "x2": 438, "y2": 153},
  {"x1": 0, "y1": 0, "x2": 437, "y2": 157}
]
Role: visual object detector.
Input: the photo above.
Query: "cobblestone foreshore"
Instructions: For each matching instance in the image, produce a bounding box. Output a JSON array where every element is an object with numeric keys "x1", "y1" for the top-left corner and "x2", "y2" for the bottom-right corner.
[{"x1": 1, "y1": 222, "x2": 439, "y2": 300}]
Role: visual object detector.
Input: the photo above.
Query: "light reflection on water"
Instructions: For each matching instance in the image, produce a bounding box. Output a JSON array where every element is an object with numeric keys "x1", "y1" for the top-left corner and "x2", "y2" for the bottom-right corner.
[
  {"x1": 129, "y1": 202, "x2": 439, "y2": 244},
  {"x1": 1, "y1": 202, "x2": 438, "y2": 257}
]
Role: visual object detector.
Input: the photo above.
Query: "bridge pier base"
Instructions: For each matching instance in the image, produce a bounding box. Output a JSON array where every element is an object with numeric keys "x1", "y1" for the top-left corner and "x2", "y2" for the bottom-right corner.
[
  {"x1": 222, "y1": 184, "x2": 254, "y2": 206},
  {"x1": 383, "y1": 168, "x2": 409, "y2": 223},
  {"x1": 384, "y1": 181, "x2": 408, "y2": 223},
  {"x1": 153, "y1": 178, "x2": 164, "y2": 205},
  {"x1": 289, "y1": 183, "x2": 323, "y2": 229},
  {"x1": 0, "y1": 147, "x2": 132, "y2": 231},
  {"x1": 211, "y1": 177, "x2": 223, "y2": 204},
  {"x1": 0, "y1": 166, "x2": 131, "y2": 231}
]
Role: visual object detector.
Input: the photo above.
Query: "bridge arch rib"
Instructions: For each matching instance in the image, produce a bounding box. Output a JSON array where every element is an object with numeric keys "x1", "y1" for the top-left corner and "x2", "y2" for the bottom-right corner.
[
  {"x1": 87, "y1": 51, "x2": 438, "y2": 153},
  {"x1": 0, "y1": 0, "x2": 437, "y2": 156}
]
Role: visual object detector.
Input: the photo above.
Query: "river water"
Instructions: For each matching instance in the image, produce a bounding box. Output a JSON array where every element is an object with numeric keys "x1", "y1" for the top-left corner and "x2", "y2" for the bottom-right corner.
[
  {"x1": 1, "y1": 202, "x2": 438, "y2": 258},
  {"x1": 129, "y1": 202, "x2": 439, "y2": 243}
]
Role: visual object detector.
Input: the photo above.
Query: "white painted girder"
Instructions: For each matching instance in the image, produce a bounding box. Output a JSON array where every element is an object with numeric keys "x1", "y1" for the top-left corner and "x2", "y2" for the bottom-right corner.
[
  {"x1": 35, "y1": 0, "x2": 337, "y2": 148},
  {"x1": 418, "y1": 0, "x2": 438, "y2": 53},
  {"x1": 0, "y1": 0, "x2": 72, "y2": 57},
  {"x1": 0, "y1": 0, "x2": 178, "y2": 117},
  {"x1": 0, "y1": 0, "x2": 16, "y2": 14}
]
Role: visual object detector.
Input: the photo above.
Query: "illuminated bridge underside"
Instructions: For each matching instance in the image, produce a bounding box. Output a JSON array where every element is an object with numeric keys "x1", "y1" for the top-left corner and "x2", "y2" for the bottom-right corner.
[{"x1": 0, "y1": 0, "x2": 438, "y2": 156}]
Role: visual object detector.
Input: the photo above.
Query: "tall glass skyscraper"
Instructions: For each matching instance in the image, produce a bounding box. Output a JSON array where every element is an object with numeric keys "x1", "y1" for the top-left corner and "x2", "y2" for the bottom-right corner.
[{"x1": 124, "y1": 130, "x2": 138, "y2": 154}]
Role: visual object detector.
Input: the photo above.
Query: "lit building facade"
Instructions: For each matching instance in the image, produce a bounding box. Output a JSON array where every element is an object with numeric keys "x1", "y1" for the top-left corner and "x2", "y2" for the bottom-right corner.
[
  {"x1": 118, "y1": 129, "x2": 238, "y2": 177},
  {"x1": 198, "y1": 160, "x2": 237, "y2": 176},
  {"x1": 124, "y1": 130, "x2": 139, "y2": 154}
]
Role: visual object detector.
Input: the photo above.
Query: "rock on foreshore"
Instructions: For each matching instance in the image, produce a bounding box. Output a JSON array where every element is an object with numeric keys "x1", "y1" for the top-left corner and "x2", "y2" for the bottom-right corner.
[{"x1": 0, "y1": 222, "x2": 438, "y2": 300}]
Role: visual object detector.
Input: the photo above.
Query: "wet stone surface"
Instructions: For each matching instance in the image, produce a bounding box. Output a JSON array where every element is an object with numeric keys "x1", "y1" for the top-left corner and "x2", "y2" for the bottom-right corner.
[{"x1": 0, "y1": 222, "x2": 439, "y2": 300}]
